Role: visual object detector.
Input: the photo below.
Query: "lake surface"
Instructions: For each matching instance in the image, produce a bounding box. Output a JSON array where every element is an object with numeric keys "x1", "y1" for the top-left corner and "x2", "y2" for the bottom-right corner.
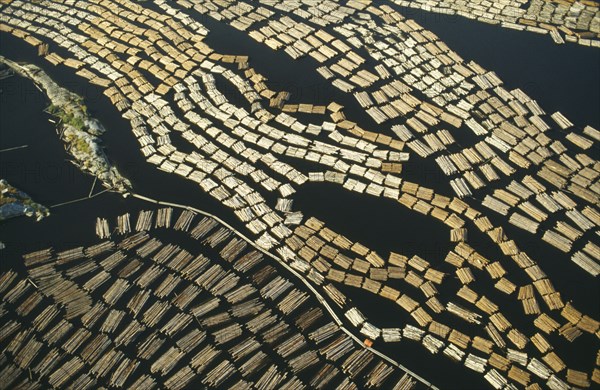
[
  {"x1": 402, "y1": 7, "x2": 600, "y2": 129},
  {"x1": 1, "y1": 4, "x2": 599, "y2": 389}
]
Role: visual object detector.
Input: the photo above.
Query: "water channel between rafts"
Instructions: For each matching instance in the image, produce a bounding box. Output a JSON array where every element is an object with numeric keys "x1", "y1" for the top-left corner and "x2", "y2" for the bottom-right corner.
[{"x1": 1, "y1": 5, "x2": 599, "y2": 390}]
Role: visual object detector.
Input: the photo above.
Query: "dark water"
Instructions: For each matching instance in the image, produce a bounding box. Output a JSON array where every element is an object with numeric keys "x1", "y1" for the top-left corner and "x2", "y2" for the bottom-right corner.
[
  {"x1": 0, "y1": 74, "x2": 92, "y2": 205},
  {"x1": 0, "y1": 32, "x2": 249, "y2": 233},
  {"x1": 1, "y1": 4, "x2": 599, "y2": 390},
  {"x1": 398, "y1": 6, "x2": 600, "y2": 129}
]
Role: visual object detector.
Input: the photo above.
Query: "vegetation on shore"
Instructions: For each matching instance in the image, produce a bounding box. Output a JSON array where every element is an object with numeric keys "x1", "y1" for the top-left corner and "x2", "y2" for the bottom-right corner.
[
  {"x1": 0, "y1": 179, "x2": 49, "y2": 221},
  {"x1": 1, "y1": 56, "x2": 132, "y2": 193}
]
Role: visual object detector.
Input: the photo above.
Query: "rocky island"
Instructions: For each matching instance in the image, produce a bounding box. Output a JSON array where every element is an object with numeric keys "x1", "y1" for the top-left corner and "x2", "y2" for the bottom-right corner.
[
  {"x1": 0, "y1": 56, "x2": 131, "y2": 194},
  {"x1": 0, "y1": 179, "x2": 49, "y2": 221}
]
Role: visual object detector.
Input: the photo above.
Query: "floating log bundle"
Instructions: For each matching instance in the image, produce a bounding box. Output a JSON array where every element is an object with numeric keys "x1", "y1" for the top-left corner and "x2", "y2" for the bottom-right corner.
[
  {"x1": 117, "y1": 213, "x2": 131, "y2": 235},
  {"x1": 2, "y1": 0, "x2": 599, "y2": 388},
  {"x1": 96, "y1": 217, "x2": 110, "y2": 239},
  {"x1": 136, "y1": 210, "x2": 154, "y2": 232},
  {"x1": 3, "y1": 205, "x2": 431, "y2": 389}
]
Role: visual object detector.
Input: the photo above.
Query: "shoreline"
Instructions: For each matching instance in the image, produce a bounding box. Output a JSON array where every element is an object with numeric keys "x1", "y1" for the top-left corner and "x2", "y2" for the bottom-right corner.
[
  {"x1": 0, "y1": 56, "x2": 132, "y2": 194},
  {"x1": 0, "y1": 179, "x2": 49, "y2": 222}
]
